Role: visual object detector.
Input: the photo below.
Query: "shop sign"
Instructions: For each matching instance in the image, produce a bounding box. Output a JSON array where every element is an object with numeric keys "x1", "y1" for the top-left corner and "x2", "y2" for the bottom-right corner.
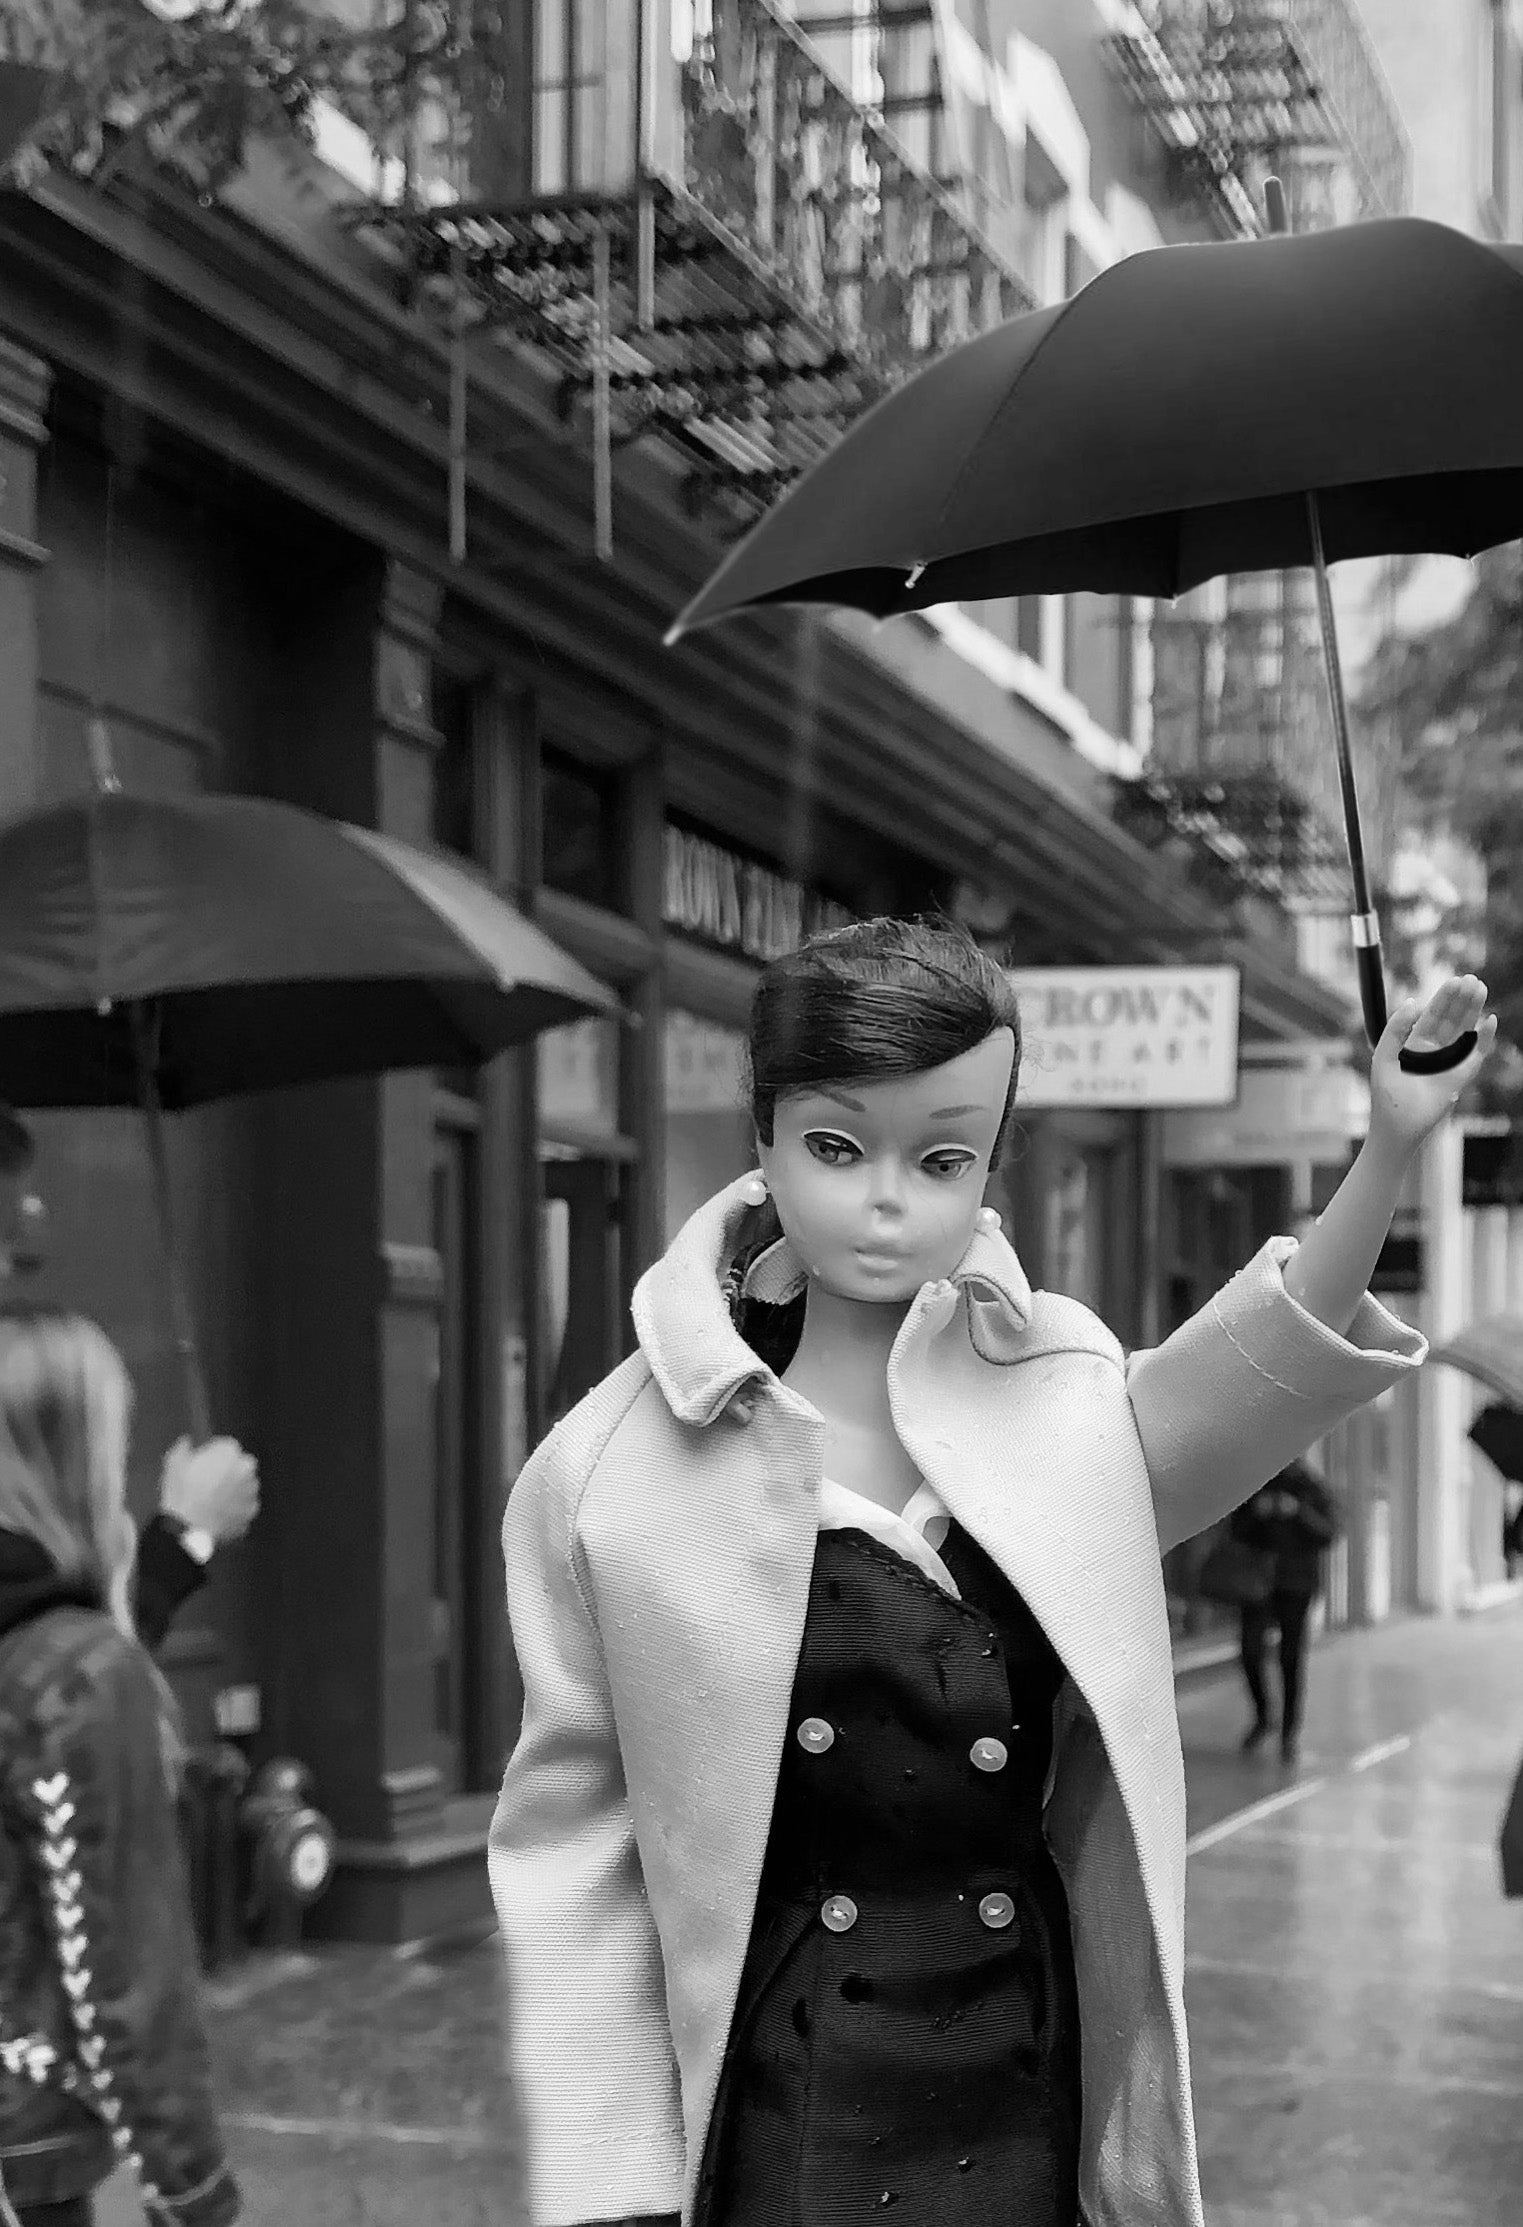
[
  {"x1": 1163, "y1": 1060, "x2": 1368, "y2": 1168},
  {"x1": 1008, "y1": 966, "x2": 1240, "y2": 1109},
  {"x1": 663, "y1": 823, "x2": 850, "y2": 962}
]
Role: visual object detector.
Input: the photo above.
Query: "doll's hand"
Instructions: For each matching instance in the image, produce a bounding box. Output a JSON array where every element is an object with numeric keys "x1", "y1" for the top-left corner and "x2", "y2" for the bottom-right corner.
[{"x1": 1368, "y1": 975, "x2": 1496, "y2": 1159}]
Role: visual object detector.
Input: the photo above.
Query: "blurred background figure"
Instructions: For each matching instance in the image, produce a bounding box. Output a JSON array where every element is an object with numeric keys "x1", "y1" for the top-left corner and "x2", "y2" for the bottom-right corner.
[
  {"x1": 0, "y1": 1305, "x2": 240, "y2": 2227},
  {"x1": 1230, "y1": 1457, "x2": 1341, "y2": 1767},
  {"x1": 0, "y1": 1105, "x2": 257, "y2": 1653}
]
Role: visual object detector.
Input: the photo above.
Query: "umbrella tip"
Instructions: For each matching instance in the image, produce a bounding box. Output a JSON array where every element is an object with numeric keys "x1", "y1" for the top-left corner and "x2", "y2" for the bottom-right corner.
[
  {"x1": 1263, "y1": 176, "x2": 1289, "y2": 236},
  {"x1": 663, "y1": 617, "x2": 687, "y2": 648}
]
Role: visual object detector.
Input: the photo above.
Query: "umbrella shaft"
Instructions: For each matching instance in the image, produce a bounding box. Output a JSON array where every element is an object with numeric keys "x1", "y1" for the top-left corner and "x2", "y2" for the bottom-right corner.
[
  {"x1": 129, "y1": 1002, "x2": 213, "y2": 1441},
  {"x1": 1306, "y1": 495, "x2": 1372, "y2": 914}
]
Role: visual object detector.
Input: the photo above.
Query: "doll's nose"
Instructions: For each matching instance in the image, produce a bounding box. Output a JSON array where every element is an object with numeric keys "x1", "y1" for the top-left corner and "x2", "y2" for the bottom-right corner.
[{"x1": 866, "y1": 1161, "x2": 908, "y2": 1217}]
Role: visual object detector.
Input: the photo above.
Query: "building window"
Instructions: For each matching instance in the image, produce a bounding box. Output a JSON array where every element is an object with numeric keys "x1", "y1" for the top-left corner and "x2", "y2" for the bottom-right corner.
[
  {"x1": 664, "y1": 1010, "x2": 752, "y2": 1242},
  {"x1": 536, "y1": 0, "x2": 635, "y2": 192},
  {"x1": 541, "y1": 745, "x2": 624, "y2": 908}
]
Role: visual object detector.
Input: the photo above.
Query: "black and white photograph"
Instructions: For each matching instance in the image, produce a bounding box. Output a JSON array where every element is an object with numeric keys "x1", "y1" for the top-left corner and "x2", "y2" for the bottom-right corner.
[{"x1": 1, "y1": 4, "x2": 1523, "y2": 2224}]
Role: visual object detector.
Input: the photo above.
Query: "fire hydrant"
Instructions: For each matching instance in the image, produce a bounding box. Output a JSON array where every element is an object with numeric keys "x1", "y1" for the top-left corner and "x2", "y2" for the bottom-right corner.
[{"x1": 240, "y1": 1757, "x2": 337, "y2": 1949}]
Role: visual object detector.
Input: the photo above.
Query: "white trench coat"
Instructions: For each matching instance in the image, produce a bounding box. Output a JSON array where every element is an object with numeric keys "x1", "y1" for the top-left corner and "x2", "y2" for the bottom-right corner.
[{"x1": 489, "y1": 1172, "x2": 1425, "y2": 2227}]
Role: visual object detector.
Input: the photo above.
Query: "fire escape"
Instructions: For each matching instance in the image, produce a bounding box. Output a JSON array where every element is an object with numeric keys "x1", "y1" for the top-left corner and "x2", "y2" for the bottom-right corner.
[
  {"x1": 1104, "y1": 0, "x2": 1413, "y2": 914},
  {"x1": 349, "y1": 0, "x2": 1032, "y2": 552}
]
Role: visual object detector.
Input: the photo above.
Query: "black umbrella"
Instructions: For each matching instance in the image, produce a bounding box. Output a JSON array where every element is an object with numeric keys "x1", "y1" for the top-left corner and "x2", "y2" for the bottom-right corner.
[
  {"x1": 670, "y1": 195, "x2": 1523, "y2": 1073},
  {"x1": 0, "y1": 748, "x2": 619, "y2": 1432}
]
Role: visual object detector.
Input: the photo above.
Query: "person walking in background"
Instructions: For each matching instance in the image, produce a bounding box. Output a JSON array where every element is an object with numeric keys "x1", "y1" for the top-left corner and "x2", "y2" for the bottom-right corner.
[
  {"x1": 0, "y1": 1105, "x2": 257, "y2": 1654},
  {"x1": 0, "y1": 1304, "x2": 240, "y2": 2227},
  {"x1": 1231, "y1": 1456, "x2": 1341, "y2": 1768}
]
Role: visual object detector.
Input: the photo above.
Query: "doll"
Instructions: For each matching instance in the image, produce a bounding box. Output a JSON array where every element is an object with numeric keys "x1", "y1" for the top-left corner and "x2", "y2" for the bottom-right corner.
[{"x1": 489, "y1": 917, "x2": 1492, "y2": 2227}]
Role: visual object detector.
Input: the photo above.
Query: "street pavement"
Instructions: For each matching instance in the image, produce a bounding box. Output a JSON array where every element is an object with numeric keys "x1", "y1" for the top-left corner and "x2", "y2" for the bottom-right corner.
[{"x1": 94, "y1": 1602, "x2": 1523, "y2": 2225}]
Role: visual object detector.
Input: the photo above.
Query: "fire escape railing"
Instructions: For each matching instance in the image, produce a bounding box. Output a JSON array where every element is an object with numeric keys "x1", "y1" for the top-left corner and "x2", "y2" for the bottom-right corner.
[
  {"x1": 351, "y1": 0, "x2": 1032, "y2": 539},
  {"x1": 1105, "y1": 0, "x2": 1411, "y2": 238}
]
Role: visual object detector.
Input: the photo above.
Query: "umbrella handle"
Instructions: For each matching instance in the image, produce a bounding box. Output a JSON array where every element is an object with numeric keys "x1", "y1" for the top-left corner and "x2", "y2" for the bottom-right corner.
[{"x1": 1354, "y1": 943, "x2": 1476, "y2": 1073}]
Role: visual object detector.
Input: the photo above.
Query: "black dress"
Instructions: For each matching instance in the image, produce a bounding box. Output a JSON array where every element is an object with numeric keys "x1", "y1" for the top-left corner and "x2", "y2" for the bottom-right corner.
[{"x1": 694, "y1": 1511, "x2": 1083, "y2": 2227}]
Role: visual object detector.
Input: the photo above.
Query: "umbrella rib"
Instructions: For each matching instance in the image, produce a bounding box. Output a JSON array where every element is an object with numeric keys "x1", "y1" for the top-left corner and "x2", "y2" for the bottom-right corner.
[{"x1": 914, "y1": 302, "x2": 1086, "y2": 585}]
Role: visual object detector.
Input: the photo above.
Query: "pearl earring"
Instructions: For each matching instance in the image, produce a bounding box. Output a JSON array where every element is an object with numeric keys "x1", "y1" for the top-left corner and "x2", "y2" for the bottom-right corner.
[
  {"x1": 978, "y1": 1206, "x2": 1002, "y2": 1235},
  {"x1": 742, "y1": 1173, "x2": 768, "y2": 1208}
]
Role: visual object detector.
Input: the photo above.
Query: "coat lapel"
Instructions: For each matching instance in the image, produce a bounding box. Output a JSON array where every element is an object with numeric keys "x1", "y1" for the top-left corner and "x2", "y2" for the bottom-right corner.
[{"x1": 888, "y1": 1283, "x2": 1188, "y2": 1989}]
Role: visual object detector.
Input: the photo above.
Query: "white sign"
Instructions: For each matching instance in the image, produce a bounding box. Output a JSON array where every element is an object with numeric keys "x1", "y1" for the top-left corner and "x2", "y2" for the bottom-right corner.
[
  {"x1": 1163, "y1": 1060, "x2": 1368, "y2": 1168},
  {"x1": 1008, "y1": 966, "x2": 1241, "y2": 1109}
]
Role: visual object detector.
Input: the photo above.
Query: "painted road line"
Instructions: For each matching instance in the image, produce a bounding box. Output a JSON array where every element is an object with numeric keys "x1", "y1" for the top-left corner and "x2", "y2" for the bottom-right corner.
[
  {"x1": 1185, "y1": 1776, "x2": 1328, "y2": 1856},
  {"x1": 1349, "y1": 1732, "x2": 1412, "y2": 1771},
  {"x1": 1186, "y1": 1727, "x2": 1419, "y2": 1858}
]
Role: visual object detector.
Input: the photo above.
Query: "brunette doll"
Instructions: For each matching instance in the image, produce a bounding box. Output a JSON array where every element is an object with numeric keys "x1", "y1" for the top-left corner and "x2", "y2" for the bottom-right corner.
[{"x1": 489, "y1": 917, "x2": 1493, "y2": 2227}]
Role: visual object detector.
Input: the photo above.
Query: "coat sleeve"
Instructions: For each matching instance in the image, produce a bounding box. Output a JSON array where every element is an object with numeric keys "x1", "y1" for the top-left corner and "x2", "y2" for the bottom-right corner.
[
  {"x1": 488, "y1": 1421, "x2": 686, "y2": 2227},
  {"x1": 17, "y1": 1633, "x2": 239, "y2": 2227},
  {"x1": 1127, "y1": 1235, "x2": 1426, "y2": 1555},
  {"x1": 132, "y1": 1515, "x2": 208, "y2": 1656}
]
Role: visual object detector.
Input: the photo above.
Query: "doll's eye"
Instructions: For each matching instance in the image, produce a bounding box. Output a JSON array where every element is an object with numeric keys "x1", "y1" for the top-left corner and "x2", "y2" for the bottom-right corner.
[
  {"x1": 924, "y1": 1151, "x2": 977, "y2": 1181},
  {"x1": 803, "y1": 1131, "x2": 860, "y2": 1166}
]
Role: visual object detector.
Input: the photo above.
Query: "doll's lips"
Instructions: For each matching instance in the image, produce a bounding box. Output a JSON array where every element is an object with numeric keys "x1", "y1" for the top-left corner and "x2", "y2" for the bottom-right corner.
[{"x1": 855, "y1": 1246, "x2": 907, "y2": 1269}]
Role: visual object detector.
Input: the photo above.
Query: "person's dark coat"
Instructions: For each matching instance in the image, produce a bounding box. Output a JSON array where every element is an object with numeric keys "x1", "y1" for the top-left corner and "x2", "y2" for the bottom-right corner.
[
  {"x1": 134, "y1": 1515, "x2": 209, "y2": 1656},
  {"x1": 1229, "y1": 1459, "x2": 1339, "y2": 1597},
  {"x1": 0, "y1": 1530, "x2": 239, "y2": 2223}
]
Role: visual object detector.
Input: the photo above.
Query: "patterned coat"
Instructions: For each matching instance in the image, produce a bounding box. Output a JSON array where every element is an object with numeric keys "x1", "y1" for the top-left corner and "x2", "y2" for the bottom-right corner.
[
  {"x1": 0, "y1": 1600, "x2": 238, "y2": 2224},
  {"x1": 489, "y1": 1172, "x2": 1426, "y2": 2227}
]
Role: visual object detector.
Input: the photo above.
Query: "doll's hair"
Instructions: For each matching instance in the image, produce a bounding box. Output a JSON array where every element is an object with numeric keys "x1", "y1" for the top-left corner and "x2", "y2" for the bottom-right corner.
[{"x1": 746, "y1": 915, "x2": 1022, "y2": 1168}]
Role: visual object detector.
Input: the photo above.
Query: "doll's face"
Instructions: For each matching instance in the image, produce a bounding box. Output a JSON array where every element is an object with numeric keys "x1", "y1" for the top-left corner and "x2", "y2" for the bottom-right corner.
[{"x1": 756, "y1": 1028, "x2": 1016, "y2": 1306}]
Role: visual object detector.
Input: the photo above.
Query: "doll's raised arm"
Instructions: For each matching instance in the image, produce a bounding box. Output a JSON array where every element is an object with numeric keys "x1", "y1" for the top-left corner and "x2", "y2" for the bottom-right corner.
[
  {"x1": 1124, "y1": 1238, "x2": 1423, "y2": 1556},
  {"x1": 489, "y1": 1410, "x2": 685, "y2": 2227}
]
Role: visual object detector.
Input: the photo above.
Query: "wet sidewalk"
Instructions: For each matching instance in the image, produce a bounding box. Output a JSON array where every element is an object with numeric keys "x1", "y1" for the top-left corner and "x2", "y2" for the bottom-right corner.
[
  {"x1": 1178, "y1": 1600, "x2": 1523, "y2": 2226},
  {"x1": 95, "y1": 1603, "x2": 1523, "y2": 2225}
]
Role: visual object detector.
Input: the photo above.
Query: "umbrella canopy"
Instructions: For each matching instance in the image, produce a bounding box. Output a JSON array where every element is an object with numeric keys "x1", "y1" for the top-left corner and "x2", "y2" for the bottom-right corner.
[
  {"x1": 669, "y1": 216, "x2": 1523, "y2": 638},
  {"x1": 0, "y1": 790, "x2": 618, "y2": 1109},
  {"x1": 1429, "y1": 1314, "x2": 1523, "y2": 1410}
]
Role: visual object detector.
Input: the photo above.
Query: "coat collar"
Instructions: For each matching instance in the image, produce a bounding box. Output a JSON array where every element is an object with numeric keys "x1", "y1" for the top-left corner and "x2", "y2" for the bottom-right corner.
[{"x1": 631, "y1": 1171, "x2": 1037, "y2": 1429}]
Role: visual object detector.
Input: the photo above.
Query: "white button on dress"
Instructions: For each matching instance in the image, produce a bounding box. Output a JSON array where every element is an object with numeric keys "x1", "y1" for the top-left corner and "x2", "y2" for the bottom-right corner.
[
  {"x1": 977, "y1": 1892, "x2": 1016, "y2": 1930},
  {"x1": 821, "y1": 1894, "x2": 859, "y2": 1933},
  {"x1": 797, "y1": 1717, "x2": 836, "y2": 1754},
  {"x1": 970, "y1": 1737, "x2": 1009, "y2": 1772}
]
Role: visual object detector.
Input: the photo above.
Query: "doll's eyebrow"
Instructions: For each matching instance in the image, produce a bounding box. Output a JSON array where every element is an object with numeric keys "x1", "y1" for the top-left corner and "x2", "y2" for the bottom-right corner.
[{"x1": 813, "y1": 1090, "x2": 983, "y2": 1119}]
